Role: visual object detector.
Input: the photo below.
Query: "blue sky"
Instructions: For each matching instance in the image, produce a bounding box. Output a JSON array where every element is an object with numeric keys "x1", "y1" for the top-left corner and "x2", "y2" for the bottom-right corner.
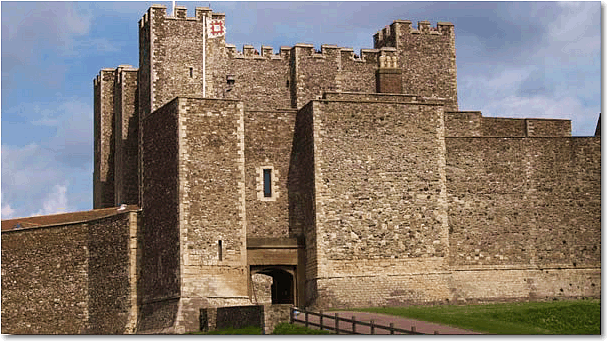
[{"x1": 1, "y1": 1, "x2": 602, "y2": 219}]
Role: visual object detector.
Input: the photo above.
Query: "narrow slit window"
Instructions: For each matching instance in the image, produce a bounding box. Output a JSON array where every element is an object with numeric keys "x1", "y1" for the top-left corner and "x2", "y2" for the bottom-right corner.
[
  {"x1": 218, "y1": 240, "x2": 223, "y2": 261},
  {"x1": 189, "y1": 67, "x2": 193, "y2": 78},
  {"x1": 263, "y1": 169, "x2": 272, "y2": 197}
]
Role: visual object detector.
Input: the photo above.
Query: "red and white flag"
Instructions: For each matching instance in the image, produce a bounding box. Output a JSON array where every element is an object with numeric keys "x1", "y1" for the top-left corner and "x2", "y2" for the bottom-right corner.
[{"x1": 208, "y1": 19, "x2": 225, "y2": 38}]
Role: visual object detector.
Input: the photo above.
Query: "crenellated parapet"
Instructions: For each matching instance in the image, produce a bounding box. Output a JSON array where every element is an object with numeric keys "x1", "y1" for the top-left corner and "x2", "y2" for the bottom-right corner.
[
  {"x1": 138, "y1": 4, "x2": 222, "y2": 28},
  {"x1": 374, "y1": 20, "x2": 454, "y2": 48},
  {"x1": 225, "y1": 44, "x2": 285, "y2": 60}
]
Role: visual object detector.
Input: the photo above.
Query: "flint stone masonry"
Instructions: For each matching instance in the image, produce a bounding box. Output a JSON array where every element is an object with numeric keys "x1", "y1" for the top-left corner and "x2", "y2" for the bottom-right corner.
[
  {"x1": 445, "y1": 112, "x2": 572, "y2": 137},
  {"x1": 199, "y1": 304, "x2": 290, "y2": 334},
  {"x1": 245, "y1": 110, "x2": 296, "y2": 237},
  {"x1": 140, "y1": 98, "x2": 180, "y2": 309},
  {"x1": 93, "y1": 69, "x2": 117, "y2": 208},
  {"x1": 252, "y1": 273, "x2": 273, "y2": 305},
  {"x1": 446, "y1": 137, "x2": 601, "y2": 267},
  {"x1": 113, "y1": 66, "x2": 139, "y2": 207},
  {"x1": 1, "y1": 209, "x2": 139, "y2": 334},
  {"x1": 375, "y1": 20, "x2": 458, "y2": 111}
]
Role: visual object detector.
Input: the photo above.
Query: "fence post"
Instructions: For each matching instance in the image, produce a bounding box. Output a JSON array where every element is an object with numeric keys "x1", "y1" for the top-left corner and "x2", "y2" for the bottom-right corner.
[
  {"x1": 370, "y1": 320, "x2": 375, "y2": 335},
  {"x1": 352, "y1": 316, "x2": 356, "y2": 334},
  {"x1": 305, "y1": 311, "x2": 309, "y2": 329},
  {"x1": 319, "y1": 310, "x2": 324, "y2": 330},
  {"x1": 334, "y1": 313, "x2": 339, "y2": 334},
  {"x1": 390, "y1": 323, "x2": 394, "y2": 335}
]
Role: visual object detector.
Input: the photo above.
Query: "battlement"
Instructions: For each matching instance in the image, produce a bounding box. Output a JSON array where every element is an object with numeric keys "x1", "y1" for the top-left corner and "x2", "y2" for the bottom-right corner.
[
  {"x1": 374, "y1": 20, "x2": 454, "y2": 49},
  {"x1": 93, "y1": 66, "x2": 138, "y2": 86},
  {"x1": 138, "y1": 4, "x2": 223, "y2": 28},
  {"x1": 224, "y1": 42, "x2": 396, "y2": 65},
  {"x1": 93, "y1": 68, "x2": 114, "y2": 86},
  {"x1": 226, "y1": 44, "x2": 286, "y2": 60}
]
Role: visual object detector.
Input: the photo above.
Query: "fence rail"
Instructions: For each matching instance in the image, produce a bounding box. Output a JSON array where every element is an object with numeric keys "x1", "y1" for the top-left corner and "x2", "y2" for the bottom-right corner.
[{"x1": 289, "y1": 307, "x2": 429, "y2": 335}]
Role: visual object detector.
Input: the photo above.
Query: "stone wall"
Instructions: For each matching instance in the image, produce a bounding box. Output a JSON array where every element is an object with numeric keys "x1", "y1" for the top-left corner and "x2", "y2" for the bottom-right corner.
[
  {"x1": 216, "y1": 305, "x2": 263, "y2": 330},
  {"x1": 199, "y1": 304, "x2": 291, "y2": 334},
  {"x1": 288, "y1": 101, "x2": 318, "y2": 304},
  {"x1": 292, "y1": 44, "x2": 341, "y2": 109},
  {"x1": 302, "y1": 95, "x2": 450, "y2": 307},
  {"x1": 526, "y1": 118, "x2": 571, "y2": 137},
  {"x1": 225, "y1": 51, "x2": 291, "y2": 111},
  {"x1": 1, "y1": 211, "x2": 137, "y2": 334},
  {"x1": 145, "y1": 5, "x2": 205, "y2": 112},
  {"x1": 449, "y1": 268, "x2": 601, "y2": 303},
  {"x1": 481, "y1": 117, "x2": 526, "y2": 137},
  {"x1": 316, "y1": 273, "x2": 450, "y2": 308},
  {"x1": 87, "y1": 213, "x2": 135, "y2": 334},
  {"x1": 114, "y1": 66, "x2": 139, "y2": 206},
  {"x1": 2, "y1": 224, "x2": 90, "y2": 334},
  {"x1": 138, "y1": 98, "x2": 181, "y2": 331},
  {"x1": 251, "y1": 273, "x2": 272, "y2": 305},
  {"x1": 93, "y1": 74, "x2": 101, "y2": 208},
  {"x1": 93, "y1": 69, "x2": 117, "y2": 208},
  {"x1": 175, "y1": 97, "x2": 250, "y2": 333},
  {"x1": 314, "y1": 98, "x2": 448, "y2": 262},
  {"x1": 376, "y1": 68, "x2": 403, "y2": 93},
  {"x1": 446, "y1": 112, "x2": 571, "y2": 137},
  {"x1": 445, "y1": 136, "x2": 601, "y2": 301},
  {"x1": 375, "y1": 21, "x2": 458, "y2": 111},
  {"x1": 244, "y1": 110, "x2": 296, "y2": 238},
  {"x1": 340, "y1": 49, "x2": 377, "y2": 94},
  {"x1": 445, "y1": 111, "x2": 482, "y2": 137},
  {"x1": 138, "y1": 9, "x2": 152, "y2": 208},
  {"x1": 262, "y1": 304, "x2": 291, "y2": 334}
]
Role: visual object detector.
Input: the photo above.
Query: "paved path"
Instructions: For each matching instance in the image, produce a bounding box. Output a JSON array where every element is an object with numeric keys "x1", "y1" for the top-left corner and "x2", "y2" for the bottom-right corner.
[{"x1": 293, "y1": 310, "x2": 482, "y2": 335}]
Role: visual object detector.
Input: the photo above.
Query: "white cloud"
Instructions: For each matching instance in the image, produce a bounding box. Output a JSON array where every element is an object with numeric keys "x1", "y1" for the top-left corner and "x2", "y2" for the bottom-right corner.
[
  {"x1": 31, "y1": 184, "x2": 70, "y2": 217},
  {"x1": 8, "y1": 98, "x2": 93, "y2": 166},
  {"x1": 2, "y1": 3, "x2": 91, "y2": 58},
  {"x1": 460, "y1": 67, "x2": 535, "y2": 101},
  {"x1": 1, "y1": 142, "x2": 90, "y2": 219},
  {"x1": 478, "y1": 94, "x2": 583, "y2": 120},
  {"x1": 539, "y1": 2, "x2": 600, "y2": 58},
  {"x1": 1, "y1": 194, "x2": 16, "y2": 219},
  {"x1": 460, "y1": 69, "x2": 597, "y2": 137},
  {"x1": 1, "y1": 2, "x2": 94, "y2": 89}
]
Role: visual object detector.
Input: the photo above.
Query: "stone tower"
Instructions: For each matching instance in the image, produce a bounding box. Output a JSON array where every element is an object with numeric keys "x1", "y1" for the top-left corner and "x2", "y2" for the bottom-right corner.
[{"x1": 85, "y1": 4, "x2": 600, "y2": 334}]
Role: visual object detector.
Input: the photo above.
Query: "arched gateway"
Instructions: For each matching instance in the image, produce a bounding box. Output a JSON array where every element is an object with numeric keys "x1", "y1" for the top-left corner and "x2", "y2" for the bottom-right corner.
[
  {"x1": 247, "y1": 238, "x2": 304, "y2": 306},
  {"x1": 251, "y1": 267, "x2": 295, "y2": 304}
]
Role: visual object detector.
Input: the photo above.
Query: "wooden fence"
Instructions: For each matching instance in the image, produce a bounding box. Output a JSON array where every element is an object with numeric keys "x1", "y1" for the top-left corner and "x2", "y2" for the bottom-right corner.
[{"x1": 289, "y1": 307, "x2": 433, "y2": 335}]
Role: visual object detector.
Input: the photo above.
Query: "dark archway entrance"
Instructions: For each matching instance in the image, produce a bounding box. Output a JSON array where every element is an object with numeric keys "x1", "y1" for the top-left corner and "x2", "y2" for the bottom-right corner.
[{"x1": 251, "y1": 267, "x2": 295, "y2": 305}]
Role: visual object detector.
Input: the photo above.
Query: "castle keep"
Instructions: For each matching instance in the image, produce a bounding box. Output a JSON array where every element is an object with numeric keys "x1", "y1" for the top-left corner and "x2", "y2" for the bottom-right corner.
[{"x1": 2, "y1": 5, "x2": 601, "y2": 334}]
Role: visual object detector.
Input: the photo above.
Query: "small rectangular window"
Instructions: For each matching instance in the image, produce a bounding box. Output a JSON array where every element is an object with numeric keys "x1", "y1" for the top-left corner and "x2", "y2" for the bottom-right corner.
[
  {"x1": 263, "y1": 169, "x2": 272, "y2": 197},
  {"x1": 189, "y1": 67, "x2": 193, "y2": 78},
  {"x1": 218, "y1": 240, "x2": 223, "y2": 261}
]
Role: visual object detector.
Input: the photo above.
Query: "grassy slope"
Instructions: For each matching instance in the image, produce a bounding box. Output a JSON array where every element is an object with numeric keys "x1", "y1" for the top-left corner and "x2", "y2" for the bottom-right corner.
[{"x1": 352, "y1": 299, "x2": 600, "y2": 334}]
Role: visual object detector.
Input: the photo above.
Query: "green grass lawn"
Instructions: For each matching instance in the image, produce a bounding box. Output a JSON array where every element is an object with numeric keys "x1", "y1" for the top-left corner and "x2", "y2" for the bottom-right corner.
[
  {"x1": 188, "y1": 323, "x2": 333, "y2": 335},
  {"x1": 272, "y1": 322, "x2": 334, "y2": 334},
  {"x1": 189, "y1": 326, "x2": 262, "y2": 334},
  {"x1": 352, "y1": 299, "x2": 600, "y2": 334}
]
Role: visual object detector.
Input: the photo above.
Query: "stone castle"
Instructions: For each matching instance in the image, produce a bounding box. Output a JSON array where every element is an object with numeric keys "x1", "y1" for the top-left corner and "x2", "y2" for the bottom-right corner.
[{"x1": 2, "y1": 4, "x2": 601, "y2": 334}]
